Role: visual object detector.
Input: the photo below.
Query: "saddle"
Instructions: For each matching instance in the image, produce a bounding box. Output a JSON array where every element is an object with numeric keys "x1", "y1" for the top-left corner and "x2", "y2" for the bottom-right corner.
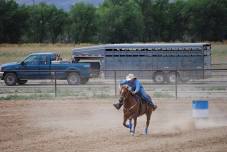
[
  {"x1": 134, "y1": 94, "x2": 146, "y2": 104},
  {"x1": 133, "y1": 94, "x2": 147, "y2": 115}
]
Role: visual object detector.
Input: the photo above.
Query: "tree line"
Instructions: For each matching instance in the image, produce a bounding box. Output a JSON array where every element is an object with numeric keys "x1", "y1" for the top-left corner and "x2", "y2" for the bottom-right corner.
[{"x1": 1, "y1": 0, "x2": 227, "y2": 43}]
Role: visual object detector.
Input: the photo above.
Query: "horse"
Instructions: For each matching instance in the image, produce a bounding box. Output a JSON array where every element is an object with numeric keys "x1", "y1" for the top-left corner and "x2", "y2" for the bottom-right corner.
[{"x1": 119, "y1": 85, "x2": 155, "y2": 135}]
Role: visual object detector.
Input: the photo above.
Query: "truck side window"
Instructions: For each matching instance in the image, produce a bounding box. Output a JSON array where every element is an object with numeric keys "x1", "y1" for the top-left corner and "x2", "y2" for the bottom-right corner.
[
  {"x1": 24, "y1": 55, "x2": 39, "y2": 65},
  {"x1": 40, "y1": 55, "x2": 48, "y2": 65}
]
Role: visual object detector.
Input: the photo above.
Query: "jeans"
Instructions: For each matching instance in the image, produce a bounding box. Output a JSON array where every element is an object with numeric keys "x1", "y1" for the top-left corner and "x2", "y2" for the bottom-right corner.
[{"x1": 137, "y1": 91, "x2": 155, "y2": 106}]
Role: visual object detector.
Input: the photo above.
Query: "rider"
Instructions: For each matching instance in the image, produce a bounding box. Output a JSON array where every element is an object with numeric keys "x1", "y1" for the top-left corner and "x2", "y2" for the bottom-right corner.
[{"x1": 113, "y1": 73, "x2": 157, "y2": 110}]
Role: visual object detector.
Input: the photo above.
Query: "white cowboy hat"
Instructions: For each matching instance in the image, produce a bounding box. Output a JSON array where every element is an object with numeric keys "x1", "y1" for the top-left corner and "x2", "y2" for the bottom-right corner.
[{"x1": 126, "y1": 73, "x2": 136, "y2": 81}]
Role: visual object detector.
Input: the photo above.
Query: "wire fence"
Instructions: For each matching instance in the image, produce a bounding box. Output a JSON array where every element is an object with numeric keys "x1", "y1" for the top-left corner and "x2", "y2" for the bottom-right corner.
[{"x1": 0, "y1": 69, "x2": 227, "y2": 100}]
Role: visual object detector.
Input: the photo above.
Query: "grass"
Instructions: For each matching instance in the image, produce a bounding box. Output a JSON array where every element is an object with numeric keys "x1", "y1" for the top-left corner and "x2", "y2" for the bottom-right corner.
[
  {"x1": 0, "y1": 92, "x2": 114, "y2": 100},
  {"x1": 0, "y1": 93, "x2": 54, "y2": 100},
  {"x1": 202, "y1": 86, "x2": 226, "y2": 91},
  {"x1": 212, "y1": 43, "x2": 227, "y2": 64},
  {"x1": 0, "y1": 43, "x2": 227, "y2": 64},
  {"x1": 0, "y1": 43, "x2": 92, "y2": 64},
  {"x1": 153, "y1": 92, "x2": 174, "y2": 98}
]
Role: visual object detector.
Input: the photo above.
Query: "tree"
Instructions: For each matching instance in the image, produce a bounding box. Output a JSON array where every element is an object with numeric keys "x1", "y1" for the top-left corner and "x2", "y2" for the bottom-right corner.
[
  {"x1": 183, "y1": 0, "x2": 227, "y2": 41},
  {"x1": 166, "y1": 0, "x2": 188, "y2": 41},
  {"x1": 25, "y1": 3, "x2": 66, "y2": 43},
  {"x1": 47, "y1": 6, "x2": 67, "y2": 43},
  {"x1": 148, "y1": 0, "x2": 170, "y2": 41},
  {"x1": 0, "y1": 0, "x2": 28, "y2": 43},
  {"x1": 97, "y1": 0, "x2": 144, "y2": 43},
  {"x1": 69, "y1": 3, "x2": 97, "y2": 43},
  {"x1": 135, "y1": 0, "x2": 154, "y2": 42}
]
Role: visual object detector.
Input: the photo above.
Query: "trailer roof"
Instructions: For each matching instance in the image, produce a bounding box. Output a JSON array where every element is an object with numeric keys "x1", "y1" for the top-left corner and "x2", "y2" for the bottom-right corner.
[{"x1": 72, "y1": 43, "x2": 211, "y2": 57}]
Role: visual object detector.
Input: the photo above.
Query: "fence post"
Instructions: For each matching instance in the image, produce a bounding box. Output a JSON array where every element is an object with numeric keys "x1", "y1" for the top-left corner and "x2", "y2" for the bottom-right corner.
[
  {"x1": 54, "y1": 71, "x2": 57, "y2": 97},
  {"x1": 175, "y1": 70, "x2": 178, "y2": 100},
  {"x1": 114, "y1": 71, "x2": 117, "y2": 97}
]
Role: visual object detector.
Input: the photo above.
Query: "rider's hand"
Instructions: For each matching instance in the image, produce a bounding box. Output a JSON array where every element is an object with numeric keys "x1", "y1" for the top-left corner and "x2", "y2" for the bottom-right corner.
[{"x1": 132, "y1": 91, "x2": 136, "y2": 95}]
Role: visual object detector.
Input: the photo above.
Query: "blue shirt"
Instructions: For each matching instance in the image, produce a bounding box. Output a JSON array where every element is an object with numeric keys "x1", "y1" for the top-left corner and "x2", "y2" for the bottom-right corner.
[{"x1": 120, "y1": 79, "x2": 144, "y2": 94}]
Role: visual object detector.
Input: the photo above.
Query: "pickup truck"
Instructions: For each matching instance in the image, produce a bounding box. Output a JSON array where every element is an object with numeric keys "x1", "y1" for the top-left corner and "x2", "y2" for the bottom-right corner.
[{"x1": 0, "y1": 52, "x2": 91, "y2": 86}]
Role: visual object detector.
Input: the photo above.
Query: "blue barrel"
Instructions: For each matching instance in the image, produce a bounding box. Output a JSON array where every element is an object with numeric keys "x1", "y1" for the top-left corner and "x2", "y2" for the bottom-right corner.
[{"x1": 192, "y1": 100, "x2": 208, "y2": 118}]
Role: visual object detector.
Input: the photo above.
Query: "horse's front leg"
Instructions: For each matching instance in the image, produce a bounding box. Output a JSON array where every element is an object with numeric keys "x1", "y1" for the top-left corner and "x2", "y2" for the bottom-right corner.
[
  {"x1": 123, "y1": 115, "x2": 129, "y2": 128},
  {"x1": 129, "y1": 119, "x2": 132, "y2": 132}
]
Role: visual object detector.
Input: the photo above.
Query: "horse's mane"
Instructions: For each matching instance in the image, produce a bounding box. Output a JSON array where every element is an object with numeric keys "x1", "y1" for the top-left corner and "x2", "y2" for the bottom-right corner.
[{"x1": 121, "y1": 85, "x2": 134, "y2": 96}]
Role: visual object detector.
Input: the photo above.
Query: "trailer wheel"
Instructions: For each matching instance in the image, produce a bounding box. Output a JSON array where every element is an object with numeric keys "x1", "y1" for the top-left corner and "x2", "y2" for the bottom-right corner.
[
  {"x1": 153, "y1": 72, "x2": 165, "y2": 83},
  {"x1": 67, "y1": 72, "x2": 80, "y2": 85},
  {"x1": 4, "y1": 73, "x2": 17, "y2": 86},
  {"x1": 167, "y1": 72, "x2": 179, "y2": 84},
  {"x1": 181, "y1": 77, "x2": 190, "y2": 83}
]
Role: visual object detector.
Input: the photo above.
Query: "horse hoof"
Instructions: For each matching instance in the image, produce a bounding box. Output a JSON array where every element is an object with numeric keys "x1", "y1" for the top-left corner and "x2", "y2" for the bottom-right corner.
[{"x1": 144, "y1": 128, "x2": 148, "y2": 135}]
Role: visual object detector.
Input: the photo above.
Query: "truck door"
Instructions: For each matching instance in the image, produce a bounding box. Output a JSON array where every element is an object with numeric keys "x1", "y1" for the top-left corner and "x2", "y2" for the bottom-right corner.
[
  {"x1": 39, "y1": 55, "x2": 51, "y2": 79},
  {"x1": 18, "y1": 55, "x2": 40, "y2": 79}
]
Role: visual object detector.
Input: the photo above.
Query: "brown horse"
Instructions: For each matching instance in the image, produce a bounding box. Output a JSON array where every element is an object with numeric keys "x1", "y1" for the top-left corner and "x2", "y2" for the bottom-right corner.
[{"x1": 120, "y1": 85, "x2": 155, "y2": 135}]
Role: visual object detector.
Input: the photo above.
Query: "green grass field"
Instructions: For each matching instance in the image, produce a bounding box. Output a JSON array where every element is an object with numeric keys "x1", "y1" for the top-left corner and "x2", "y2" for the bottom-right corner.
[
  {"x1": 212, "y1": 43, "x2": 227, "y2": 64},
  {"x1": 0, "y1": 43, "x2": 227, "y2": 64},
  {"x1": 0, "y1": 43, "x2": 91, "y2": 64}
]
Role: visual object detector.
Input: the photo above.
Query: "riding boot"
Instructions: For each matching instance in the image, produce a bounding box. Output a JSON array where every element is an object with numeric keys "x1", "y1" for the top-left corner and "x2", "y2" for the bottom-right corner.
[
  {"x1": 149, "y1": 102, "x2": 157, "y2": 110},
  {"x1": 113, "y1": 96, "x2": 123, "y2": 110},
  {"x1": 148, "y1": 100, "x2": 157, "y2": 110}
]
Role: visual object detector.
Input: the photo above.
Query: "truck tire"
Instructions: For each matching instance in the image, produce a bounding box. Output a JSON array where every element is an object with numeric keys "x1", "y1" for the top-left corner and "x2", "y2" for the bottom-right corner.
[
  {"x1": 153, "y1": 72, "x2": 165, "y2": 83},
  {"x1": 167, "y1": 72, "x2": 179, "y2": 84},
  {"x1": 18, "y1": 80, "x2": 28, "y2": 85},
  {"x1": 67, "y1": 72, "x2": 80, "y2": 85},
  {"x1": 81, "y1": 78, "x2": 89, "y2": 84},
  {"x1": 4, "y1": 73, "x2": 17, "y2": 86}
]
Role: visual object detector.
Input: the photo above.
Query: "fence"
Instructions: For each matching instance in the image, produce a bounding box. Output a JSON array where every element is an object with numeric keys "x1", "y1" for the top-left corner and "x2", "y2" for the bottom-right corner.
[{"x1": 0, "y1": 69, "x2": 227, "y2": 100}]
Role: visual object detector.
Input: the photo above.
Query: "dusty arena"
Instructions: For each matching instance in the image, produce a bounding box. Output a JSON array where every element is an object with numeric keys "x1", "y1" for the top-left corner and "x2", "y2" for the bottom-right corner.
[{"x1": 0, "y1": 98, "x2": 227, "y2": 152}]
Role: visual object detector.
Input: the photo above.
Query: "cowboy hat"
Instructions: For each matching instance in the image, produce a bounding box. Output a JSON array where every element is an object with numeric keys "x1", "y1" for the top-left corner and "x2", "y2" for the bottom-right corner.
[{"x1": 126, "y1": 73, "x2": 136, "y2": 81}]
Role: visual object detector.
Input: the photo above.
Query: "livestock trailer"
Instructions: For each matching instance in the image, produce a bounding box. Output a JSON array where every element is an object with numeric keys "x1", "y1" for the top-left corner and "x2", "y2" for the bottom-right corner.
[{"x1": 72, "y1": 43, "x2": 211, "y2": 83}]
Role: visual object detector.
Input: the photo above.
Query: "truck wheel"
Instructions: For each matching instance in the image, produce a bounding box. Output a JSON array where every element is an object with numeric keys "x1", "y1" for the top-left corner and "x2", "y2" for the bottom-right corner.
[
  {"x1": 167, "y1": 72, "x2": 179, "y2": 84},
  {"x1": 4, "y1": 73, "x2": 17, "y2": 86},
  {"x1": 18, "y1": 80, "x2": 28, "y2": 85},
  {"x1": 153, "y1": 72, "x2": 165, "y2": 83},
  {"x1": 81, "y1": 78, "x2": 89, "y2": 84},
  {"x1": 67, "y1": 72, "x2": 80, "y2": 85}
]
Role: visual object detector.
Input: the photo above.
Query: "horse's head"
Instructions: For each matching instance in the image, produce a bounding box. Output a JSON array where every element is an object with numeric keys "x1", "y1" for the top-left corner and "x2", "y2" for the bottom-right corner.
[{"x1": 120, "y1": 85, "x2": 132, "y2": 99}]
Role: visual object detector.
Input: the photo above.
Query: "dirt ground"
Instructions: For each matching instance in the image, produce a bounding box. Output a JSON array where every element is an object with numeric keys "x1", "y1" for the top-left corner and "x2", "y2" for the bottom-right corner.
[{"x1": 0, "y1": 98, "x2": 227, "y2": 152}]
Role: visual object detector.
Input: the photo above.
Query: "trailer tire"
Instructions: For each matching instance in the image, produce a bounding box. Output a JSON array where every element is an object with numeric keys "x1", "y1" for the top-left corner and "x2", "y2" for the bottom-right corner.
[
  {"x1": 167, "y1": 72, "x2": 180, "y2": 84},
  {"x1": 67, "y1": 72, "x2": 80, "y2": 85},
  {"x1": 153, "y1": 72, "x2": 165, "y2": 83},
  {"x1": 181, "y1": 77, "x2": 190, "y2": 83}
]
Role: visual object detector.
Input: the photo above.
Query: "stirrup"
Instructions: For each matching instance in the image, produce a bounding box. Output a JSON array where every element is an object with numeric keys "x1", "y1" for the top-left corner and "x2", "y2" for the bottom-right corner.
[
  {"x1": 113, "y1": 103, "x2": 121, "y2": 110},
  {"x1": 153, "y1": 105, "x2": 157, "y2": 110}
]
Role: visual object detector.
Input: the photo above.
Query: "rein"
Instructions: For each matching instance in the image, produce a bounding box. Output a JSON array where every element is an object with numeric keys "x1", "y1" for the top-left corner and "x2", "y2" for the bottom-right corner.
[
  {"x1": 123, "y1": 101, "x2": 138, "y2": 114},
  {"x1": 121, "y1": 89, "x2": 138, "y2": 115}
]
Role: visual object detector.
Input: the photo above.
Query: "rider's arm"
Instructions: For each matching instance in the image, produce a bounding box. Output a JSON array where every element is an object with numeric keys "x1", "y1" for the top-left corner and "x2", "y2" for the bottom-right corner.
[
  {"x1": 134, "y1": 80, "x2": 141, "y2": 93},
  {"x1": 120, "y1": 80, "x2": 128, "y2": 86}
]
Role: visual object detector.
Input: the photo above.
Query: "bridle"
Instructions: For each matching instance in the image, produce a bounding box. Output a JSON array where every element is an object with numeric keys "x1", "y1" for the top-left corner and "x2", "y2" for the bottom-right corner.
[{"x1": 120, "y1": 86, "x2": 138, "y2": 114}]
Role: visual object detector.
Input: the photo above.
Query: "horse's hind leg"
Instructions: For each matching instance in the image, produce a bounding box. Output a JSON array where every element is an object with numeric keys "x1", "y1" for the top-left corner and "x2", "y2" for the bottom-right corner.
[{"x1": 145, "y1": 112, "x2": 151, "y2": 135}]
